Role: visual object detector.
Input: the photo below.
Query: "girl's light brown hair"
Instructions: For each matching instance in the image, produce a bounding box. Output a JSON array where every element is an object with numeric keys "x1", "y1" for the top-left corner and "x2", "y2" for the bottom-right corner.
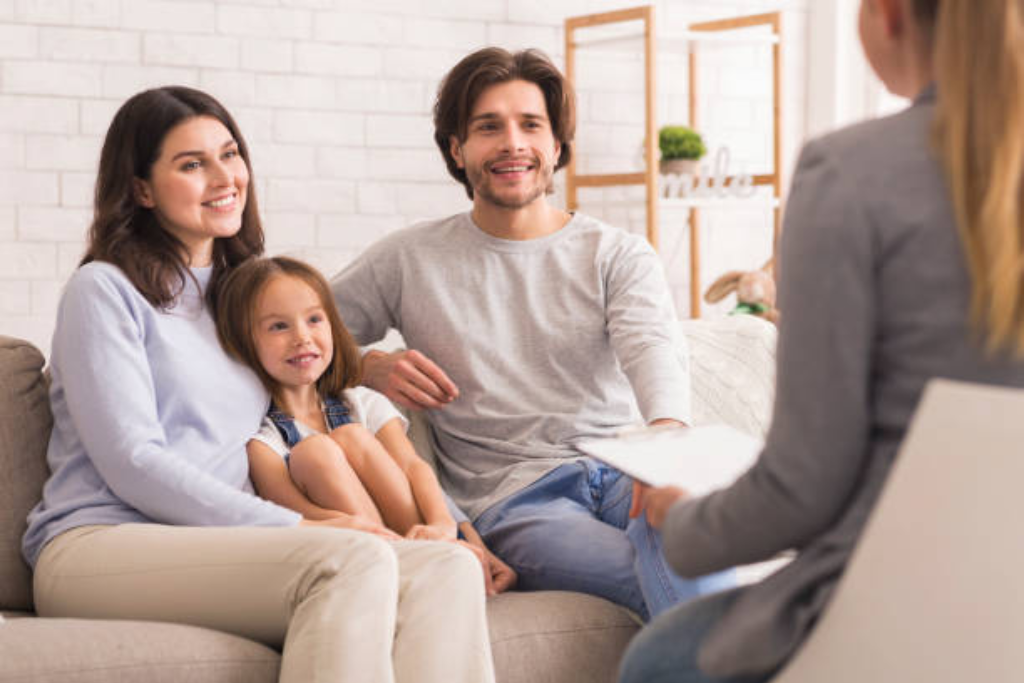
[
  {"x1": 927, "y1": 0, "x2": 1024, "y2": 354},
  {"x1": 216, "y1": 256, "x2": 362, "y2": 411}
]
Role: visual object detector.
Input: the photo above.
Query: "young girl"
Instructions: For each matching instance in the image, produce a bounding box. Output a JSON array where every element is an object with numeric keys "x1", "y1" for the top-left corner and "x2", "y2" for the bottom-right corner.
[{"x1": 217, "y1": 255, "x2": 458, "y2": 541}]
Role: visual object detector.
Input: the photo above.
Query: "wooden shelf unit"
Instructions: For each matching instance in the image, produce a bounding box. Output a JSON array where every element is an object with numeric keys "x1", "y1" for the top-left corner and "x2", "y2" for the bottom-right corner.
[
  {"x1": 564, "y1": 7, "x2": 783, "y2": 317},
  {"x1": 564, "y1": 6, "x2": 659, "y2": 247}
]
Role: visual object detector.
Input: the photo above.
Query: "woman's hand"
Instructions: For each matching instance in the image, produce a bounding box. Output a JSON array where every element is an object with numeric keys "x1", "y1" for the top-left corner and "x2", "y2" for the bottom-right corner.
[
  {"x1": 301, "y1": 514, "x2": 402, "y2": 540},
  {"x1": 404, "y1": 523, "x2": 457, "y2": 541},
  {"x1": 629, "y1": 481, "x2": 689, "y2": 529}
]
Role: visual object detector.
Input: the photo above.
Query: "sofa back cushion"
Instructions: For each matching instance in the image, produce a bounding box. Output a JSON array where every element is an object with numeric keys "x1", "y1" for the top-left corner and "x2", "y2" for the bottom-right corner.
[
  {"x1": 681, "y1": 316, "x2": 776, "y2": 437},
  {"x1": 0, "y1": 336, "x2": 52, "y2": 612}
]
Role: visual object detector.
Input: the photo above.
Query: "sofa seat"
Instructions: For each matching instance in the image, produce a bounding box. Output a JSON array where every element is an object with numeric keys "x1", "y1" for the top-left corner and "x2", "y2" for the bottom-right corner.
[
  {"x1": 1, "y1": 590, "x2": 638, "y2": 683},
  {"x1": 0, "y1": 612, "x2": 280, "y2": 683},
  {"x1": 0, "y1": 316, "x2": 777, "y2": 683}
]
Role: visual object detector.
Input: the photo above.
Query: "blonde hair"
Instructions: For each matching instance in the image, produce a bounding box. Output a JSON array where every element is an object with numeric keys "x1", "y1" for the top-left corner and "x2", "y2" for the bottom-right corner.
[
  {"x1": 215, "y1": 256, "x2": 362, "y2": 411},
  {"x1": 930, "y1": 0, "x2": 1024, "y2": 354}
]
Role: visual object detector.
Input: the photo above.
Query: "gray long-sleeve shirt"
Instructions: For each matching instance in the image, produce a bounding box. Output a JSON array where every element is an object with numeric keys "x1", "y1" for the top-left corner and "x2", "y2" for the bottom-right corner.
[
  {"x1": 332, "y1": 211, "x2": 690, "y2": 519},
  {"x1": 664, "y1": 86, "x2": 1024, "y2": 676}
]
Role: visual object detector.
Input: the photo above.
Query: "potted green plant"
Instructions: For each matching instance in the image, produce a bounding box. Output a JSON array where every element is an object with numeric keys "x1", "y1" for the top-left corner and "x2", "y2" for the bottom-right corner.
[{"x1": 658, "y1": 125, "x2": 706, "y2": 175}]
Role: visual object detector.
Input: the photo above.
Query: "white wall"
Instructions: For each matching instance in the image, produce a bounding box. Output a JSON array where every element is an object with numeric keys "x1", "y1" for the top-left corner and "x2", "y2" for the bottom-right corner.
[
  {"x1": 806, "y1": 0, "x2": 908, "y2": 139},
  {"x1": 0, "y1": 0, "x2": 812, "y2": 355}
]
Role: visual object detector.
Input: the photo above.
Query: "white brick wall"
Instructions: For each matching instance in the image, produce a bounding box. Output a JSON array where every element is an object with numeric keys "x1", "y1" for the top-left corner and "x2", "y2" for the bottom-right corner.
[
  {"x1": 1, "y1": 0, "x2": 810, "y2": 355},
  {"x1": 39, "y1": 27, "x2": 139, "y2": 63}
]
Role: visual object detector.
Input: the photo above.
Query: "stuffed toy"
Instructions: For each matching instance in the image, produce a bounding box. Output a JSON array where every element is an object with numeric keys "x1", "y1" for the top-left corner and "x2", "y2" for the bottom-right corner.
[{"x1": 704, "y1": 260, "x2": 779, "y2": 324}]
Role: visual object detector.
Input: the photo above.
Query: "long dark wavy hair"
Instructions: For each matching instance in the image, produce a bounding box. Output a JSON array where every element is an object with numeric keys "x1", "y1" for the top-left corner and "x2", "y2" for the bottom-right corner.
[{"x1": 81, "y1": 86, "x2": 264, "y2": 310}]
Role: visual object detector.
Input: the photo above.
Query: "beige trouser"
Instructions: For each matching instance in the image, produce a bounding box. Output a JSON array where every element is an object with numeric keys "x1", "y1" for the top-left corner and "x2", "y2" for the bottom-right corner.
[{"x1": 34, "y1": 524, "x2": 495, "y2": 683}]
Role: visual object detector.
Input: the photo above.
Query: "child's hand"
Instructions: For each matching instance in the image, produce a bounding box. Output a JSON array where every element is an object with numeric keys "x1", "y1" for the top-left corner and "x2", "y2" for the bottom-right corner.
[
  {"x1": 478, "y1": 543, "x2": 517, "y2": 594},
  {"x1": 302, "y1": 514, "x2": 401, "y2": 540},
  {"x1": 404, "y1": 523, "x2": 457, "y2": 541},
  {"x1": 452, "y1": 523, "x2": 518, "y2": 596},
  {"x1": 453, "y1": 540, "x2": 497, "y2": 595}
]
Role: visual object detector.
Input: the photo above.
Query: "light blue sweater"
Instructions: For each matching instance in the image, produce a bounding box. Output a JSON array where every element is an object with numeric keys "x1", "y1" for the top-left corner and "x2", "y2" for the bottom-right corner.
[{"x1": 23, "y1": 262, "x2": 301, "y2": 567}]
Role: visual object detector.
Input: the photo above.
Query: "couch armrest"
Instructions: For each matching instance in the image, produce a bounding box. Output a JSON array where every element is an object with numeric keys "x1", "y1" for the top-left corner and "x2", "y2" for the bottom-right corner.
[{"x1": 0, "y1": 336, "x2": 53, "y2": 613}]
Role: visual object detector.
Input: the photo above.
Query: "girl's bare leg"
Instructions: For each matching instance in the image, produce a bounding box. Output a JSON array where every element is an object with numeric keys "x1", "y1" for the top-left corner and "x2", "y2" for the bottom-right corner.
[
  {"x1": 289, "y1": 434, "x2": 384, "y2": 525},
  {"x1": 331, "y1": 424, "x2": 423, "y2": 534}
]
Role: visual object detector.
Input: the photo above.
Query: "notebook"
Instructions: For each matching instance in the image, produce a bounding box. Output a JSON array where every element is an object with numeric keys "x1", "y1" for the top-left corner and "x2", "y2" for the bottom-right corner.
[{"x1": 576, "y1": 424, "x2": 762, "y2": 495}]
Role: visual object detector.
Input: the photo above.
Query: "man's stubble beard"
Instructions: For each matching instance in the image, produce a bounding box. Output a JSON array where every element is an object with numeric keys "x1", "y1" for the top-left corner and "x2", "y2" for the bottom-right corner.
[{"x1": 465, "y1": 158, "x2": 556, "y2": 210}]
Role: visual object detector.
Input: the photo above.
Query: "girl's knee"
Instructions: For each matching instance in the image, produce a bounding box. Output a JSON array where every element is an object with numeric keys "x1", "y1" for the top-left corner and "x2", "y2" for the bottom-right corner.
[
  {"x1": 289, "y1": 434, "x2": 344, "y2": 470},
  {"x1": 330, "y1": 423, "x2": 374, "y2": 448}
]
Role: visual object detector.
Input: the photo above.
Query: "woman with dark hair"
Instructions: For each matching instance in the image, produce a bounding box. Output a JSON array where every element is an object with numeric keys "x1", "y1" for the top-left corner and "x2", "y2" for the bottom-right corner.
[
  {"x1": 621, "y1": 0, "x2": 1024, "y2": 681},
  {"x1": 22, "y1": 86, "x2": 495, "y2": 683}
]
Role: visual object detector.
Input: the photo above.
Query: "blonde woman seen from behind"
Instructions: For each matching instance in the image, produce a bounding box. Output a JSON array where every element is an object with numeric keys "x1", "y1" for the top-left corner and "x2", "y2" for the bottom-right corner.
[{"x1": 622, "y1": 1, "x2": 1024, "y2": 681}]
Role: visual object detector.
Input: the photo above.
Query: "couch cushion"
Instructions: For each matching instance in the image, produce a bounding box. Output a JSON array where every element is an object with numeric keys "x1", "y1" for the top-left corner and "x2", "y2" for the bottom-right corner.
[
  {"x1": 0, "y1": 336, "x2": 52, "y2": 612},
  {"x1": 487, "y1": 591, "x2": 639, "y2": 683},
  {"x1": 681, "y1": 316, "x2": 777, "y2": 437},
  {"x1": 0, "y1": 616, "x2": 280, "y2": 683}
]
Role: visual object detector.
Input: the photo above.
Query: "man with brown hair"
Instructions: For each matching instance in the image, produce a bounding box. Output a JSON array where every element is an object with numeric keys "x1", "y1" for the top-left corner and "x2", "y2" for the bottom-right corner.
[{"x1": 332, "y1": 47, "x2": 732, "y2": 620}]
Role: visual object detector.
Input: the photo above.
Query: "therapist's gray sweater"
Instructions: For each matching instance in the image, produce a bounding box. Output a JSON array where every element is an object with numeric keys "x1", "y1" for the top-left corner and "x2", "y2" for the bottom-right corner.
[{"x1": 664, "y1": 86, "x2": 1024, "y2": 676}]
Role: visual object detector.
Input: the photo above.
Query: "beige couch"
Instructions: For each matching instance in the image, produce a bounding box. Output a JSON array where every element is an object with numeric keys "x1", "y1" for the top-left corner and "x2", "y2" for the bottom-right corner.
[{"x1": 0, "y1": 317, "x2": 776, "y2": 683}]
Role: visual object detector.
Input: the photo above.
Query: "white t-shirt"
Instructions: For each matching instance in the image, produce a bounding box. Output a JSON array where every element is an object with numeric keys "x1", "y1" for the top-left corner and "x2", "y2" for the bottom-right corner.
[{"x1": 251, "y1": 386, "x2": 408, "y2": 459}]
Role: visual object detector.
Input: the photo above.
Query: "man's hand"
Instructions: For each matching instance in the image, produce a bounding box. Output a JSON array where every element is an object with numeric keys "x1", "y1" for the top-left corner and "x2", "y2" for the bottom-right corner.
[
  {"x1": 362, "y1": 349, "x2": 459, "y2": 411},
  {"x1": 629, "y1": 481, "x2": 688, "y2": 529}
]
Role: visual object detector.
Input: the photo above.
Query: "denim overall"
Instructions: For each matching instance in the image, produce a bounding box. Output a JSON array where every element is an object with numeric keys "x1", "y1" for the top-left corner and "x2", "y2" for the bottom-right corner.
[{"x1": 266, "y1": 395, "x2": 353, "y2": 450}]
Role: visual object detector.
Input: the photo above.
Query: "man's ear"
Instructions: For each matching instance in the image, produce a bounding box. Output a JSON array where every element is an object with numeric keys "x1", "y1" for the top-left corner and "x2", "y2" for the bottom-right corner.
[
  {"x1": 133, "y1": 177, "x2": 155, "y2": 208},
  {"x1": 449, "y1": 135, "x2": 464, "y2": 169}
]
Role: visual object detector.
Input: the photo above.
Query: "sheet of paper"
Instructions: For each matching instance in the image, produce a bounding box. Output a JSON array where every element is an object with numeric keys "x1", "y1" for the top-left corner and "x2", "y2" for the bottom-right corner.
[{"x1": 576, "y1": 424, "x2": 763, "y2": 495}]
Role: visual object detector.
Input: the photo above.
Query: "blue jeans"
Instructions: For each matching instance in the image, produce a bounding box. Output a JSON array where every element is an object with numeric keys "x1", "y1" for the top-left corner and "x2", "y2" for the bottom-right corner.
[
  {"x1": 474, "y1": 459, "x2": 735, "y2": 621},
  {"x1": 619, "y1": 587, "x2": 768, "y2": 683}
]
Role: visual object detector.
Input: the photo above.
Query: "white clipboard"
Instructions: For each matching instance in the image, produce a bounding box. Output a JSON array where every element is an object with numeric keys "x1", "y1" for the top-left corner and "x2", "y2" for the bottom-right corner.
[{"x1": 576, "y1": 424, "x2": 762, "y2": 495}]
